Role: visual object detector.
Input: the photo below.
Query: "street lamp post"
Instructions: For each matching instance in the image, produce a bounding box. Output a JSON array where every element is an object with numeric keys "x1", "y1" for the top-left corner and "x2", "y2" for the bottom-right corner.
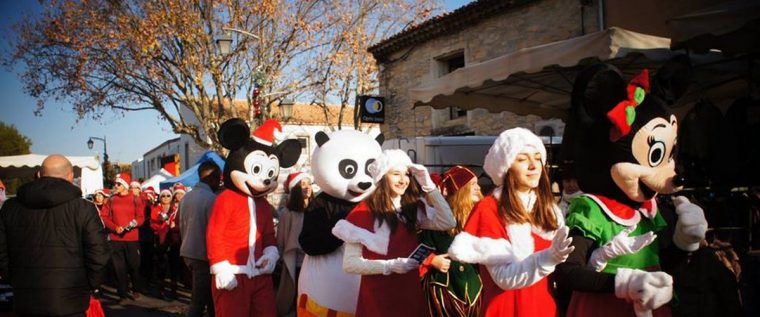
[{"x1": 87, "y1": 136, "x2": 109, "y2": 186}]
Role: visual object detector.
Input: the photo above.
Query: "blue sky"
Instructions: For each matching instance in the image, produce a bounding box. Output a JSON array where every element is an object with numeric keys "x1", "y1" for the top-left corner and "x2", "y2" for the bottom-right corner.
[{"x1": 0, "y1": 0, "x2": 472, "y2": 163}]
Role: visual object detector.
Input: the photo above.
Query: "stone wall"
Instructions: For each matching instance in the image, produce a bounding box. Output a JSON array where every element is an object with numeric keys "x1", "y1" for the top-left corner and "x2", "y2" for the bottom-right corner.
[{"x1": 377, "y1": 0, "x2": 601, "y2": 139}]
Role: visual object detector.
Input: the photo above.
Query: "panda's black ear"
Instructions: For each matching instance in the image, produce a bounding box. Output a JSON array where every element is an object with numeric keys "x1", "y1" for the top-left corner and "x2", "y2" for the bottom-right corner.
[
  {"x1": 571, "y1": 63, "x2": 627, "y2": 125},
  {"x1": 315, "y1": 131, "x2": 330, "y2": 147},
  {"x1": 652, "y1": 55, "x2": 692, "y2": 106},
  {"x1": 375, "y1": 133, "x2": 384, "y2": 146},
  {"x1": 275, "y1": 139, "x2": 302, "y2": 168},
  {"x1": 218, "y1": 118, "x2": 250, "y2": 151}
]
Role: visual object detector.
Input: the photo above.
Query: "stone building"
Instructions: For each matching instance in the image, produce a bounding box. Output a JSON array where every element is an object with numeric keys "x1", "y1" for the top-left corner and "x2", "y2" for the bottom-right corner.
[{"x1": 369, "y1": 0, "x2": 722, "y2": 139}]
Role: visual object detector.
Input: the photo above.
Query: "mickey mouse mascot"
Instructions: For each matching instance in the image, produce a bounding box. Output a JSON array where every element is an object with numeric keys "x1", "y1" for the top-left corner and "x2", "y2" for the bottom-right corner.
[
  {"x1": 207, "y1": 118, "x2": 302, "y2": 317},
  {"x1": 555, "y1": 56, "x2": 708, "y2": 317}
]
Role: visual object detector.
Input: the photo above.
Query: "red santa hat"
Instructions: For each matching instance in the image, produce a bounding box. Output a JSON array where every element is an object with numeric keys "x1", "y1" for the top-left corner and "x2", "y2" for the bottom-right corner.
[
  {"x1": 129, "y1": 181, "x2": 141, "y2": 189},
  {"x1": 252, "y1": 119, "x2": 285, "y2": 146},
  {"x1": 285, "y1": 172, "x2": 313, "y2": 194},
  {"x1": 173, "y1": 182, "x2": 187, "y2": 195},
  {"x1": 143, "y1": 186, "x2": 156, "y2": 200},
  {"x1": 94, "y1": 188, "x2": 111, "y2": 198},
  {"x1": 160, "y1": 189, "x2": 173, "y2": 197},
  {"x1": 440, "y1": 166, "x2": 477, "y2": 196},
  {"x1": 115, "y1": 173, "x2": 131, "y2": 188}
]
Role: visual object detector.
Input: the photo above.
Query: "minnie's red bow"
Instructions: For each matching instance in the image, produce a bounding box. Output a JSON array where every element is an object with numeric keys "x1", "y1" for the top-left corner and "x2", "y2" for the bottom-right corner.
[{"x1": 607, "y1": 69, "x2": 650, "y2": 142}]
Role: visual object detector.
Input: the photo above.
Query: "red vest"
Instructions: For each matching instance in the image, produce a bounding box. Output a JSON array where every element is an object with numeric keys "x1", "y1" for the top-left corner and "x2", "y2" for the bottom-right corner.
[
  {"x1": 346, "y1": 202, "x2": 427, "y2": 317},
  {"x1": 463, "y1": 196, "x2": 555, "y2": 317}
]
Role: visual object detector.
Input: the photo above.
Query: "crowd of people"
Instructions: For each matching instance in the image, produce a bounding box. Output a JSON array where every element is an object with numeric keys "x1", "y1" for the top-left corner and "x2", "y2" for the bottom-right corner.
[{"x1": 0, "y1": 121, "x2": 745, "y2": 317}]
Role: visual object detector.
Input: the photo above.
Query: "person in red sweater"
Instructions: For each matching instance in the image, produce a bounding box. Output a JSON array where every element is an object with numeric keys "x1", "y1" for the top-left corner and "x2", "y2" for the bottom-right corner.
[
  {"x1": 101, "y1": 172, "x2": 145, "y2": 303},
  {"x1": 448, "y1": 128, "x2": 573, "y2": 317},
  {"x1": 207, "y1": 118, "x2": 301, "y2": 317}
]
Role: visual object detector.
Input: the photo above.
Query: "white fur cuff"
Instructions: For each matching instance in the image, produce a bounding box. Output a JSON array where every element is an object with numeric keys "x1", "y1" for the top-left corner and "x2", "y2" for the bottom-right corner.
[
  {"x1": 448, "y1": 232, "x2": 517, "y2": 265},
  {"x1": 332, "y1": 220, "x2": 389, "y2": 255}
]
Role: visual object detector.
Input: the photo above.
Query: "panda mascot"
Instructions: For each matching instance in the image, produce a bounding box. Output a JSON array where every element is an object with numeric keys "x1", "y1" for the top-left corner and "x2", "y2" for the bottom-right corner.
[
  {"x1": 297, "y1": 130, "x2": 384, "y2": 317},
  {"x1": 207, "y1": 118, "x2": 302, "y2": 317},
  {"x1": 554, "y1": 56, "x2": 708, "y2": 317}
]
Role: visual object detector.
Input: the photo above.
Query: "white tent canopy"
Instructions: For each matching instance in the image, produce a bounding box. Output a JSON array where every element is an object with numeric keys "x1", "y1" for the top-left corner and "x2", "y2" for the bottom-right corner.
[
  {"x1": 0, "y1": 154, "x2": 103, "y2": 196},
  {"x1": 140, "y1": 168, "x2": 175, "y2": 191},
  {"x1": 409, "y1": 27, "x2": 732, "y2": 118}
]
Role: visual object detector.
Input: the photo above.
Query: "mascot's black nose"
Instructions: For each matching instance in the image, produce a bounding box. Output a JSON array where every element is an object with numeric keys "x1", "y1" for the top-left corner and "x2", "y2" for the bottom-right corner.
[
  {"x1": 673, "y1": 174, "x2": 686, "y2": 187},
  {"x1": 264, "y1": 179, "x2": 271, "y2": 186},
  {"x1": 357, "y1": 182, "x2": 371, "y2": 190}
]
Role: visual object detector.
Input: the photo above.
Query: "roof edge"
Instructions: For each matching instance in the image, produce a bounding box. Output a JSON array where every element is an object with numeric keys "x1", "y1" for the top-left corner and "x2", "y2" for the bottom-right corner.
[{"x1": 368, "y1": 0, "x2": 533, "y2": 62}]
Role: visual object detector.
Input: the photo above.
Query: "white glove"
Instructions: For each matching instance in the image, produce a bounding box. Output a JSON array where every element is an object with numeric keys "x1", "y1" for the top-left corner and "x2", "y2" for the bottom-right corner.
[
  {"x1": 409, "y1": 163, "x2": 436, "y2": 192},
  {"x1": 615, "y1": 268, "x2": 673, "y2": 317},
  {"x1": 537, "y1": 226, "x2": 575, "y2": 267},
  {"x1": 255, "y1": 247, "x2": 280, "y2": 274},
  {"x1": 214, "y1": 270, "x2": 238, "y2": 290},
  {"x1": 588, "y1": 227, "x2": 657, "y2": 272},
  {"x1": 382, "y1": 257, "x2": 419, "y2": 275},
  {"x1": 672, "y1": 196, "x2": 707, "y2": 252}
]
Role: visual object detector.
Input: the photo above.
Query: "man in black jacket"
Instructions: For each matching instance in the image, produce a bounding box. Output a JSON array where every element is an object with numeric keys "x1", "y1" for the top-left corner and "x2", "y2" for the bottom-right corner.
[{"x1": 0, "y1": 154, "x2": 110, "y2": 317}]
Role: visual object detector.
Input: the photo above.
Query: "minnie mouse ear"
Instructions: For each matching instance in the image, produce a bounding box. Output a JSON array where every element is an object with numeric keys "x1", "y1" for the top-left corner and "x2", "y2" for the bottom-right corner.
[
  {"x1": 218, "y1": 118, "x2": 250, "y2": 151},
  {"x1": 571, "y1": 63, "x2": 627, "y2": 124},
  {"x1": 652, "y1": 55, "x2": 692, "y2": 106}
]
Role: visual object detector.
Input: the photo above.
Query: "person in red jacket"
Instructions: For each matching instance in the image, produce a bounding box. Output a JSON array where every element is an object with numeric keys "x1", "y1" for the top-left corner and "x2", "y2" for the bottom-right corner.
[
  {"x1": 150, "y1": 188, "x2": 180, "y2": 299},
  {"x1": 207, "y1": 118, "x2": 301, "y2": 317},
  {"x1": 101, "y1": 172, "x2": 146, "y2": 303}
]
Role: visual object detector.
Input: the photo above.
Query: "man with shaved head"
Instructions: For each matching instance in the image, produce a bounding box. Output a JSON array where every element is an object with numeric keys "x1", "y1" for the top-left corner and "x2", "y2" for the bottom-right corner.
[{"x1": 0, "y1": 154, "x2": 110, "y2": 316}]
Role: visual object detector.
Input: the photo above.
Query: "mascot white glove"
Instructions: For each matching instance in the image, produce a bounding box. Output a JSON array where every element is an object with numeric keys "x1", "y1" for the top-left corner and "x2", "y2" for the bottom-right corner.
[
  {"x1": 615, "y1": 268, "x2": 673, "y2": 317},
  {"x1": 255, "y1": 247, "x2": 280, "y2": 274},
  {"x1": 672, "y1": 196, "x2": 707, "y2": 252},
  {"x1": 409, "y1": 163, "x2": 436, "y2": 192},
  {"x1": 588, "y1": 227, "x2": 657, "y2": 272},
  {"x1": 382, "y1": 258, "x2": 420, "y2": 275},
  {"x1": 537, "y1": 226, "x2": 575, "y2": 267},
  {"x1": 212, "y1": 261, "x2": 238, "y2": 290}
]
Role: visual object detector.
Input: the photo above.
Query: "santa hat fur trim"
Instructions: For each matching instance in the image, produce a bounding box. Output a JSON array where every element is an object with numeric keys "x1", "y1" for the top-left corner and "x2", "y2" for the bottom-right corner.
[
  {"x1": 484, "y1": 127, "x2": 546, "y2": 186},
  {"x1": 367, "y1": 149, "x2": 412, "y2": 184}
]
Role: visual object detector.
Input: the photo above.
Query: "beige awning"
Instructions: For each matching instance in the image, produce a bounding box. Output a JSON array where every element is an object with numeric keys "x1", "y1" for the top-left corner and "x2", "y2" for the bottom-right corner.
[
  {"x1": 668, "y1": 0, "x2": 760, "y2": 55},
  {"x1": 410, "y1": 27, "x2": 681, "y2": 118}
]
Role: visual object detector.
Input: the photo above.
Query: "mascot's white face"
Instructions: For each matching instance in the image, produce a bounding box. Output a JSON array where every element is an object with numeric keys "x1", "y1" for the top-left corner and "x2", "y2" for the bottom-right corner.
[{"x1": 311, "y1": 130, "x2": 384, "y2": 202}]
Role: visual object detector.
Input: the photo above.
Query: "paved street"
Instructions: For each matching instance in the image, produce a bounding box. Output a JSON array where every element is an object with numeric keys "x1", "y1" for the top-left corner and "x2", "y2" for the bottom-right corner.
[{"x1": 0, "y1": 284, "x2": 193, "y2": 317}]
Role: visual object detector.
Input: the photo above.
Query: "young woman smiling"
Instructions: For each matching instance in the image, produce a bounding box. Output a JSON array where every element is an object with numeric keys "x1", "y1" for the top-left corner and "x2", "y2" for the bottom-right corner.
[
  {"x1": 332, "y1": 149, "x2": 456, "y2": 317},
  {"x1": 449, "y1": 128, "x2": 573, "y2": 317}
]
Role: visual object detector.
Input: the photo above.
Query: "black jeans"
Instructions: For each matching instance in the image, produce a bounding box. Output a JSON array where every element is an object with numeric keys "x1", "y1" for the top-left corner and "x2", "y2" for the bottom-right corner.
[
  {"x1": 110, "y1": 241, "x2": 143, "y2": 297},
  {"x1": 183, "y1": 257, "x2": 214, "y2": 317}
]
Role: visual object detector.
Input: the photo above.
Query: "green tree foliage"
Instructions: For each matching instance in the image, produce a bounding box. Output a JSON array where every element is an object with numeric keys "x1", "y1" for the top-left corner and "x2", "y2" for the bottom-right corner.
[{"x1": 0, "y1": 122, "x2": 32, "y2": 156}]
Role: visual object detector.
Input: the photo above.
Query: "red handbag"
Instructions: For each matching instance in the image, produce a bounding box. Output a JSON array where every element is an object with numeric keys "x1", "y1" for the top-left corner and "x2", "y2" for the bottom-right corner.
[{"x1": 86, "y1": 296, "x2": 105, "y2": 317}]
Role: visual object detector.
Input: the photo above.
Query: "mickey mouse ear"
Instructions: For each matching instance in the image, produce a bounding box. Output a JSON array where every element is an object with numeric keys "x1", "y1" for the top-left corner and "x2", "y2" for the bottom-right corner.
[{"x1": 218, "y1": 118, "x2": 250, "y2": 151}]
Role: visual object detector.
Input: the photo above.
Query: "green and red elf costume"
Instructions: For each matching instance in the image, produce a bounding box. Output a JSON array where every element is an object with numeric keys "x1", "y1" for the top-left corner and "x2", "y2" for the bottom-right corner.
[{"x1": 418, "y1": 166, "x2": 483, "y2": 317}]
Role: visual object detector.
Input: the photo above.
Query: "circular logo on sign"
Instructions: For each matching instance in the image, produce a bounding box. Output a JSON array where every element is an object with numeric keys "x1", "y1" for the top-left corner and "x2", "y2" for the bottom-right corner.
[{"x1": 364, "y1": 97, "x2": 383, "y2": 114}]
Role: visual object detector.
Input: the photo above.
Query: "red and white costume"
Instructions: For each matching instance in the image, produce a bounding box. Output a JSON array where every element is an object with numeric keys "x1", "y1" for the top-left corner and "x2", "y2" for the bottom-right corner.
[
  {"x1": 207, "y1": 189, "x2": 279, "y2": 317},
  {"x1": 449, "y1": 190, "x2": 564, "y2": 317}
]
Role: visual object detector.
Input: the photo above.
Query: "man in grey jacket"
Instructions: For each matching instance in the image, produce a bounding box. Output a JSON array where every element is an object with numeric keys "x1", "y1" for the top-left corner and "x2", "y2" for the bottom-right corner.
[{"x1": 180, "y1": 161, "x2": 221, "y2": 317}]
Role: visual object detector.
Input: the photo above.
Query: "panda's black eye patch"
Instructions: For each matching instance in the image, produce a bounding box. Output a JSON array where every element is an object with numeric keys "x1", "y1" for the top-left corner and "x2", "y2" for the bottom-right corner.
[
  {"x1": 365, "y1": 158, "x2": 376, "y2": 176},
  {"x1": 339, "y1": 159, "x2": 358, "y2": 179}
]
